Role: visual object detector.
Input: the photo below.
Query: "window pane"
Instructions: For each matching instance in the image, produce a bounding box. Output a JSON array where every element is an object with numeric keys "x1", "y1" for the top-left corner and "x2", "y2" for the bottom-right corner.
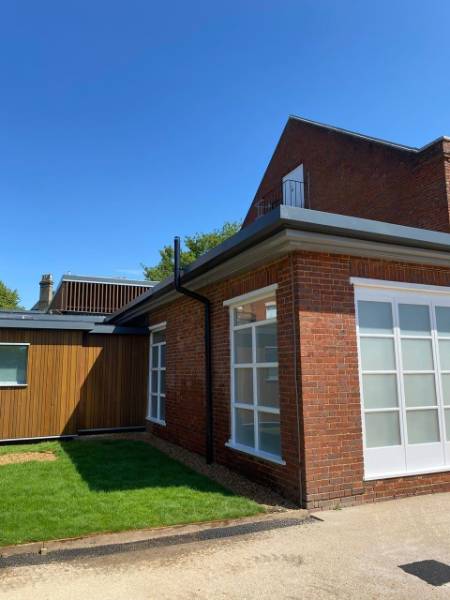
[
  {"x1": 234, "y1": 296, "x2": 276, "y2": 325},
  {"x1": 257, "y1": 367, "x2": 279, "y2": 408},
  {"x1": 441, "y1": 374, "x2": 450, "y2": 405},
  {"x1": 362, "y1": 374, "x2": 398, "y2": 409},
  {"x1": 358, "y1": 301, "x2": 393, "y2": 334},
  {"x1": 399, "y1": 304, "x2": 431, "y2": 336},
  {"x1": 234, "y1": 329, "x2": 252, "y2": 364},
  {"x1": 436, "y1": 307, "x2": 450, "y2": 337},
  {"x1": 152, "y1": 330, "x2": 165, "y2": 344},
  {"x1": 151, "y1": 370, "x2": 158, "y2": 394},
  {"x1": 445, "y1": 409, "x2": 450, "y2": 442},
  {"x1": 0, "y1": 346, "x2": 27, "y2": 385},
  {"x1": 160, "y1": 344, "x2": 166, "y2": 368},
  {"x1": 255, "y1": 323, "x2": 278, "y2": 363},
  {"x1": 404, "y1": 374, "x2": 437, "y2": 407},
  {"x1": 406, "y1": 410, "x2": 440, "y2": 444},
  {"x1": 150, "y1": 394, "x2": 158, "y2": 419},
  {"x1": 160, "y1": 370, "x2": 166, "y2": 395},
  {"x1": 401, "y1": 339, "x2": 434, "y2": 371},
  {"x1": 160, "y1": 396, "x2": 165, "y2": 422},
  {"x1": 258, "y1": 412, "x2": 281, "y2": 456},
  {"x1": 235, "y1": 408, "x2": 255, "y2": 448},
  {"x1": 365, "y1": 411, "x2": 401, "y2": 448},
  {"x1": 360, "y1": 338, "x2": 395, "y2": 371},
  {"x1": 234, "y1": 368, "x2": 253, "y2": 405},
  {"x1": 151, "y1": 347, "x2": 158, "y2": 368},
  {"x1": 439, "y1": 340, "x2": 450, "y2": 371}
]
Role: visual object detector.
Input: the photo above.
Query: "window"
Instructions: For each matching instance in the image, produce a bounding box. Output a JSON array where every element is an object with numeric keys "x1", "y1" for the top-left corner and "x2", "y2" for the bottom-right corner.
[
  {"x1": 224, "y1": 285, "x2": 283, "y2": 463},
  {"x1": 148, "y1": 325, "x2": 166, "y2": 425},
  {"x1": 353, "y1": 278, "x2": 450, "y2": 480},
  {"x1": 0, "y1": 344, "x2": 29, "y2": 386}
]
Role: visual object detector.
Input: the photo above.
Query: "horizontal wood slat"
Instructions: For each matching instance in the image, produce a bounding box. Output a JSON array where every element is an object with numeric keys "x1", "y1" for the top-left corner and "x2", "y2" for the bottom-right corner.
[{"x1": 0, "y1": 329, "x2": 148, "y2": 440}]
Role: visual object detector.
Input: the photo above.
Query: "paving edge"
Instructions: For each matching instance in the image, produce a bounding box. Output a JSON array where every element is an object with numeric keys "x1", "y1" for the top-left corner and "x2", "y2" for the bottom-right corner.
[{"x1": 0, "y1": 510, "x2": 312, "y2": 568}]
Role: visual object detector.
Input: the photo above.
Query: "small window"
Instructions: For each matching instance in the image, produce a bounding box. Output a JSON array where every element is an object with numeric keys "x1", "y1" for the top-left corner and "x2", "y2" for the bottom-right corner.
[
  {"x1": 148, "y1": 327, "x2": 166, "y2": 424},
  {"x1": 0, "y1": 344, "x2": 29, "y2": 386}
]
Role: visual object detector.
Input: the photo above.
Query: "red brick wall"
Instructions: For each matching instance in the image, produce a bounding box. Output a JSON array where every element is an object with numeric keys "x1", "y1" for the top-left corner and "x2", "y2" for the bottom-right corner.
[
  {"x1": 146, "y1": 257, "x2": 303, "y2": 503},
  {"x1": 244, "y1": 119, "x2": 449, "y2": 233},
  {"x1": 295, "y1": 251, "x2": 450, "y2": 508},
  {"x1": 144, "y1": 248, "x2": 450, "y2": 509}
]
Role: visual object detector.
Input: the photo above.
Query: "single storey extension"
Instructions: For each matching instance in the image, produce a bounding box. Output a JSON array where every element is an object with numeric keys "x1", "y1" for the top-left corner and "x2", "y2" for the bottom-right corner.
[{"x1": 2, "y1": 115, "x2": 450, "y2": 508}]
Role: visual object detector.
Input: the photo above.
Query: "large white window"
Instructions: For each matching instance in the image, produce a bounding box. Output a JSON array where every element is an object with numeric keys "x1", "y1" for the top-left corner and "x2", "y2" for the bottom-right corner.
[
  {"x1": 148, "y1": 324, "x2": 166, "y2": 425},
  {"x1": 224, "y1": 285, "x2": 283, "y2": 464},
  {"x1": 353, "y1": 278, "x2": 450, "y2": 480},
  {"x1": 0, "y1": 343, "x2": 28, "y2": 387}
]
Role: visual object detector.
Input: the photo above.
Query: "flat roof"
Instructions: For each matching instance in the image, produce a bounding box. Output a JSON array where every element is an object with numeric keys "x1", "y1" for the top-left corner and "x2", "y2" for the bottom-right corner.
[
  {"x1": 0, "y1": 310, "x2": 147, "y2": 334},
  {"x1": 107, "y1": 207, "x2": 450, "y2": 325},
  {"x1": 60, "y1": 274, "x2": 157, "y2": 286}
]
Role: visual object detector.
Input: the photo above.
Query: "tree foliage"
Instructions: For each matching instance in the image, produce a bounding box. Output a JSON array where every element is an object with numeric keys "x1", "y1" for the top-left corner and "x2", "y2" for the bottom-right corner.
[
  {"x1": 143, "y1": 221, "x2": 241, "y2": 282},
  {"x1": 0, "y1": 280, "x2": 21, "y2": 310}
]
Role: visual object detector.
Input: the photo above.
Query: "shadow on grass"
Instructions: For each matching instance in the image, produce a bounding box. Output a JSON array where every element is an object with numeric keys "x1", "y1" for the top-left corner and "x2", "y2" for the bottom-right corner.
[{"x1": 61, "y1": 438, "x2": 235, "y2": 496}]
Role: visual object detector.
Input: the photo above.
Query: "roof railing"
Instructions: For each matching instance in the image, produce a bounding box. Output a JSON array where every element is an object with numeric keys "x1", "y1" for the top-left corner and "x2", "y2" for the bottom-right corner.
[{"x1": 255, "y1": 179, "x2": 307, "y2": 218}]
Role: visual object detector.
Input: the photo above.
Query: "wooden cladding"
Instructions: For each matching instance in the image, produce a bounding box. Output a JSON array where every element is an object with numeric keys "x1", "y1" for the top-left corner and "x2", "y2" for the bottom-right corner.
[
  {"x1": 0, "y1": 329, "x2": 149, "y2": 440},
  {"x1": 51, "y1": 280, "x2": 151, "y2": 314}
]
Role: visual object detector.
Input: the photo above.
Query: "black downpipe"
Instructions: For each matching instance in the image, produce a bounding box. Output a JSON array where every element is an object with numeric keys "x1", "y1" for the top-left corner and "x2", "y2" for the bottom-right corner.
[{"x1": 173, "y1": 236, "x2": 214, "y2": 464}]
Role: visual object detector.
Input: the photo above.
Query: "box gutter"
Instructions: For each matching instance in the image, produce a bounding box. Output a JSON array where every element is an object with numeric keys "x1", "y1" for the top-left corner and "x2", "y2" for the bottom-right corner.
[{"x1": 108, "y1": 206, "x2": 450, "y2": 325}]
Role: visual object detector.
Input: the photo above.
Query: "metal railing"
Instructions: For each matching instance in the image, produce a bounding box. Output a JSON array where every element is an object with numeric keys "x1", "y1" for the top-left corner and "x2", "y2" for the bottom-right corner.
[{"x1": 255, "y1": 179, "x2": 306, "y2": 218}]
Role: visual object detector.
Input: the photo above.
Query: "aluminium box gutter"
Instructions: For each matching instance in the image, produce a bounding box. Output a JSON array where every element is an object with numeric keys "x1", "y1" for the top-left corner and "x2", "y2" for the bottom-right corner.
[{"x1": 108, "y1": 206, "x2": 450, "y2": 326}]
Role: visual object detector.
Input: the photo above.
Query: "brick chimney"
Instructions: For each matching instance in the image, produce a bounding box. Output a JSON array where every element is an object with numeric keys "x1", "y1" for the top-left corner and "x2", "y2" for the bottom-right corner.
[{"x1": 34, "y1": 274, "x2": 54, "y2": 312}]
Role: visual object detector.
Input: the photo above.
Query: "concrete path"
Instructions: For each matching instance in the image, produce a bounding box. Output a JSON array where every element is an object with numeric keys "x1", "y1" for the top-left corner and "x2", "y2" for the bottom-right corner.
[{"x1": 2, "y1": 493, "x2": 450, "y2": 599}]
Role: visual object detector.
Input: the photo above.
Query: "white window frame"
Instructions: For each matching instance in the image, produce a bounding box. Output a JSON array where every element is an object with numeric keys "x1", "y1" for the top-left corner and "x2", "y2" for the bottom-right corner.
[
  {"x1": 0, "y1": 343, "x2": 29, "y2": 387},
  {"x1": 147, "y1": 322, "x2": 166, "y2": 426},
  {"x1": 224, "y1": 284, "x2": 285, "y2": 465},
  {"x1": 352, "y1": 277, "x2": 450, "y2": 480}
]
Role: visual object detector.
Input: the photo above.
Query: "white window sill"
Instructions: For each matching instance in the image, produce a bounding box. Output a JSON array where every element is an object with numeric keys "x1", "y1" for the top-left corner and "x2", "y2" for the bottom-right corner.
[
  {"x1": 365, "y1": 464, "x2": 450, "y2": 481},
  {"x1": 146, "y1": 417, "x2": 166, "y2": 427},
  {"x1": 0, "y1": 383, "x2": 27, "y2": 388},
  {"x1": 225, "y1": 441, "x2": 286, "y2": 465}
]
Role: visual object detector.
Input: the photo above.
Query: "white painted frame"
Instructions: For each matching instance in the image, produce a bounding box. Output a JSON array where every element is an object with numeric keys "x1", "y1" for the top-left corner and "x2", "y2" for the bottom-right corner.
[
  {"x1": 0, "y1": 343, "x2": 29, "y2": 387},
  {"x1": 224, "y1": 285, "x2": 285, "y2": 465},
  {"x1": 352, "y1": 278, "x2": 450, "y2": 480},
  {"x1": 147, "y1": 322, "x2": 166, "y2": 425}
]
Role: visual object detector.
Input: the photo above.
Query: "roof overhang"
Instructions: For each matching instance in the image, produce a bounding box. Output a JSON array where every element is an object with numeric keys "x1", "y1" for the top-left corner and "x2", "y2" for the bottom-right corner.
[
  {"x1": 0, "y1": 312, "x2": 147, "y2": 334},
  {"x1": 108, "y1": 206, "x2": 450, "y2": 325}
]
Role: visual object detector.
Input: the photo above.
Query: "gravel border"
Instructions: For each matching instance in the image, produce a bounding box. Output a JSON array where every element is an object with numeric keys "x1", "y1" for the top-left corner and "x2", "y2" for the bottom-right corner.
[{"x1": 79, "y1": 432, "x2": 297, "y2": 511}]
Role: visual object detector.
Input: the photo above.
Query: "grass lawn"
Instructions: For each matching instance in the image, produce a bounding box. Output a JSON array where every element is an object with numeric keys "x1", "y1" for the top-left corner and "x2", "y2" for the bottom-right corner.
[{"x1": 0, "y1": 439, "x2": 263, "y2": 546}]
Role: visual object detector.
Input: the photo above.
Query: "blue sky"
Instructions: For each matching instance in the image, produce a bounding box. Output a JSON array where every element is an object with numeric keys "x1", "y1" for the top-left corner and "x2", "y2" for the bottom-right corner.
[{"x1": 1, "y1": 1, "x2": 450, "y2": 308}]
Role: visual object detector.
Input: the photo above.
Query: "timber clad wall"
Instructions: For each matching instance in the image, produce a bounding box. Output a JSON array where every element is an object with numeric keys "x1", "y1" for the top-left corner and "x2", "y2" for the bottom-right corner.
[
  {"x1": 0, "y1": 329, "x2": 148, "y2": 440},
  {"x1": 51, "y1": 280, "x2": 151, "y2": 314}
]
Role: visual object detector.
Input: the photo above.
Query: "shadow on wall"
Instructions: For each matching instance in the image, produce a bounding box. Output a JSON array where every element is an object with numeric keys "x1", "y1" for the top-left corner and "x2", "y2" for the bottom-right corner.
[{"x1": 77, "y1": 334, "x2": 149, "y2": 433}]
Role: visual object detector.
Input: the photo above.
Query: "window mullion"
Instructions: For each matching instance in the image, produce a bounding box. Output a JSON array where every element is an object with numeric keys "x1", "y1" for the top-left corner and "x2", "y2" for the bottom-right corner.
[
  {"x1": 157, "y1": 345, "x2": 161, "y2": 421},
  {"x1": 252, "y1": 324, "x2": 259, "y2": 452},
  {"x1": 430, "y1": 301, "x2": 448, "y2": 461},
  {"x1": 393, "y1": 300, "x2": 408, "y2": 454}
]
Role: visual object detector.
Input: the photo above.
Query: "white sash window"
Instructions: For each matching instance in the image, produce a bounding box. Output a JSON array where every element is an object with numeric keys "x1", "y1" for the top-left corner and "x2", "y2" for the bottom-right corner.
[
  {"x1": 224, "y1": 284, "x2": 284, "y2": 464},
  {"x1": 353, "y1": 278, "x2": 450, "y2": 479},
  {"x1": 148, "y1": 324, "x2": 166, "y2": 425}
]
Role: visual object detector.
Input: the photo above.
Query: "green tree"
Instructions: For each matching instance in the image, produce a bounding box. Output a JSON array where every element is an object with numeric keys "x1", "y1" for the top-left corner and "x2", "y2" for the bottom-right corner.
[
  {"x1": 143, "y1": 221, "x2": 241, "y2": 281},
  {"x1": 0, "y1": 280, "x2": 21, "y2": 310}
]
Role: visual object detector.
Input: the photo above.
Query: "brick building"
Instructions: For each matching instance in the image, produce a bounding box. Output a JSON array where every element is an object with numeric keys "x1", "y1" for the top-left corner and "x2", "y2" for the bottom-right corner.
[{"x1": 2, "y1": 116, "x2": 450, "y2": 508}]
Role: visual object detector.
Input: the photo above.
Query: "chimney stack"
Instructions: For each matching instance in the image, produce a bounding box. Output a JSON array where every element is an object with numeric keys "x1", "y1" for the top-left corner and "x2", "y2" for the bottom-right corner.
[{"x1": 35, "y1": 274, "x2": 53, "y2": 312}]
